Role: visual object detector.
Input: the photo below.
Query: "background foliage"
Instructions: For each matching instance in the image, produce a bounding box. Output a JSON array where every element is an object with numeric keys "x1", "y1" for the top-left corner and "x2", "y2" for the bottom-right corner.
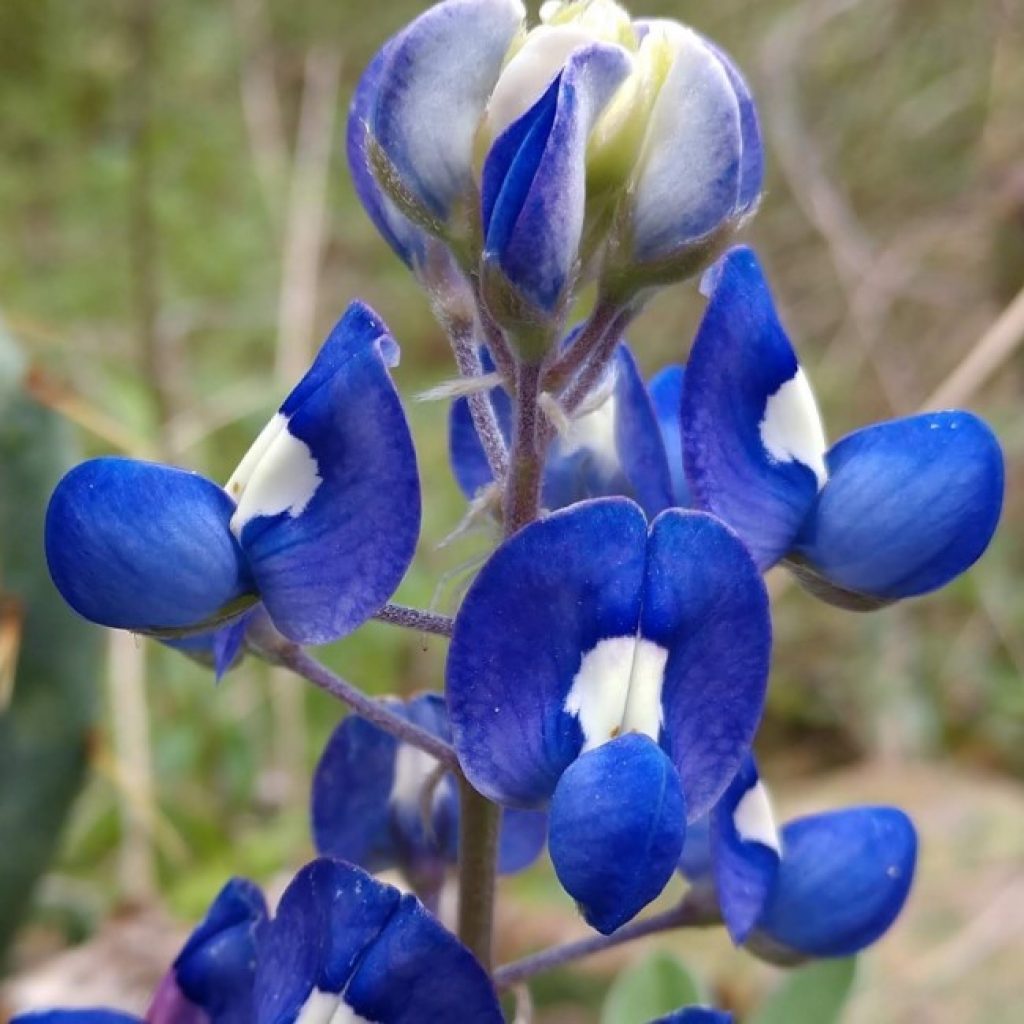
[{"x1": 0, "y1": 0, "x2": 1022, "y2": 1020}]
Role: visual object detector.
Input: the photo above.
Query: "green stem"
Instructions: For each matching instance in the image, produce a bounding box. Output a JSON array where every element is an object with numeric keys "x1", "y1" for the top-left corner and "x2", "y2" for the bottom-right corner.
[
  {"x1": 503, "y1": 361, "x2": 544, "y2": 534},
  {"x1": 456, "y1": 777, "x2": 502, "y2": 969}
]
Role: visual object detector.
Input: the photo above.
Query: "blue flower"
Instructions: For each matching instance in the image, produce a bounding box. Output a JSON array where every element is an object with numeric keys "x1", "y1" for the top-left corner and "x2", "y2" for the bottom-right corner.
[
  {"x1": 45, "y1": 303, "x2": 421, "y2": 647},
  {"x1": 680, "y1": 757, "x2": 918, "y2": 962},
  {"x1": 481, "y1": 42, "x2": 631, "y2": 326},
  {"x1": 446, "y1": 498, "x2": 770, "y2": 932},
  {"x1": 312, "y1": 693, "x2": 547, "y2": 894},
  {"x1": 254, "y1": 859, "x2": 503, "y2": 1024},
  {"x1": 449, "y1": 341, "x2": 675, "y2": 517},
  {"x1": 14, "y1": 861, "x2": 503, "y2": 1024},
  {"x1": 650, "y1": 1012, "x2": 733, "y2": 1024},
  {"x1": 681, "y1": 246, "x2": 1004, "y2": 607},
  {"x1": 12, "y1": 877, "x2": 267, "y2": 1024}
]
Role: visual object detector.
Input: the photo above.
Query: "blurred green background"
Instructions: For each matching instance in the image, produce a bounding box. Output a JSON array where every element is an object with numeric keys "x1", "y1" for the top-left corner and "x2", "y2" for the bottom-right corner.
[{"x1": 0, "y1": 0, "x2": 1022, "y2": 1021}]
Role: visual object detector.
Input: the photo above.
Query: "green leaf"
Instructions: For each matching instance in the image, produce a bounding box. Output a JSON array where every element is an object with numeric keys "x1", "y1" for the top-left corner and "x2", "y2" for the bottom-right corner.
[
  {"x1": 601, "y1": 951, "x2": 703, "y2": 1024},
  {"x1": 749, "y1": 958, "x2": 858, "y2": 1024},
  {"x1": 0, "y1": 326, "x2": 102, "y2": 964}
]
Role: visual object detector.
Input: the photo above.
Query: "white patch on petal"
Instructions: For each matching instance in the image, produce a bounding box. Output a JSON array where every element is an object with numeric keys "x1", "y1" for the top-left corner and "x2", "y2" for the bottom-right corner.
[
  {"x1": 391, "y1": 742, "x2": 443, "y2": 814},
  {"x1": 565, "y1": 635, "x2": 669, "y2": 751},
  {"x1": 759, "y1": 368, "x2": 828, "y2": 489},
  {"x1": 486, "y1": 25, "x2": 596, "y2": 139},
  {"x1": 733, "y1": 780, "x2": 781, "y2": 853},
  {"x1": 295, "y1": 991, "x2": 375, "y2": 1024},
  {"x1": 621, "y1": 640, "x2": 669, "y2": 740},
  {"x1": 557, "y1": 387, "x2": 619, "y2": 477},
  {"x1": 229, "y1": 421, "x2": 322, "y2": 538},
  {"x1": 225, "y1": 412, "x2": 288, "y2": 501}
]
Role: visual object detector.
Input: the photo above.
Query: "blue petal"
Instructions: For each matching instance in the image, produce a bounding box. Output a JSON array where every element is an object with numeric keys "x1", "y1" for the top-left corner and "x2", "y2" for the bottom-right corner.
[
  {"x1": 344, "y1": 895, "x2": 503, "y2": 1023},
  {"x1": 648, "y1": 365, "x2": 691, "y2": 508},
  {"x1": 631, "y1": 30, "x2": 742, "y2": 263},
  {"x1": 642, "y1": 510, "x2": 771, "y2": 819},
  {"x1": 11, "y1": 1015, "x2": 141, "y2": 1024},
  {"x1": 45, "y1": 458, "x2": 254, "y2": 633},
  {"x1": 372, "y1": 0, "x2": 524, "y2": 220},
  {"x1": 255, "y1": 859, "x2": 401, "y2": 1024},
  {"x1": 682, "y1": 247, "x2": 823, "y2": 570},
  {"x1": 709, "y1": 757, "x2": 780, "y2": 944},
  {"x1": 447, "y1": 498, "x2": 648, "y2": 806},
  {"x1": 497, "y1": 807, "x2": 549, "y2": 874},
  {"x1": 677, "y1": 813, "x2": 712, "y2": 884},
  {"x1": 649, "y1": 1011, "x2": 733, "y2": 1024},
  {"x1": 703, "y1": 39, "x2": 763, "y2": 216},
  {"x1": 162, "y1": 611, "x2": 253, "y2": 680},
  {"x1": 792, "y1": 412, "x2": 1004, "y2": 604},
  {"x1": 752, "y1": 807, "x2": 917, "y2": 960},
  {"x1": 172, "y1": 878, "x2": 267, "y2": 1024},
  {"x1": 482, "y1": 43, "x2": 631, "y2": 313},
  {"x1": 612, "y1": 346, "x2": 675, "y2": 518},
  {"x1": 234, "y1": 304, "x2": 421, "y2": 645},
  {"x1": 346, "y1": 41, "x2": 426, "y2": 268},
  {"x1": 549, "y1": 733, "x2": 686, "y2": 934},
  {"x1": 312, "y1": 709, "x2": 403, "y2": 872}
]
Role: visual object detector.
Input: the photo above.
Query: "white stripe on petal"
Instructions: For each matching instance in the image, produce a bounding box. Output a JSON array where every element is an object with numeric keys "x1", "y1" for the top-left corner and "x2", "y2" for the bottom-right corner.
[
  {"x1": 733, "y1": 780, "x2": 781, "y2": 853},
  {"x1": 759, "y1": 368, "x2": 828, "y2": 489},
  {"x1": 565, "y1": 635, "x2": 668, "y2": 751},
  {"x1": 229, "y1": 421, "x2": 322, "y2": 537},
  {"x1": 391, "y1": 742, "x2": 443, "y2": 813}
]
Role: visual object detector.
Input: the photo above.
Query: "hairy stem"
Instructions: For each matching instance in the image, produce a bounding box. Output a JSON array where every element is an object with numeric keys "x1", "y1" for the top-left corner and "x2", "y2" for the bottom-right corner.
[
  {"x1": 542, "y1": 298, "x2": 623, "y2": 397},
  {"x1": 457, "y1": 777, "x2": 502, "y2": 969},
  {"x1": 561, "y1": 306, "x2": 636, "y2": 417},
  {"x1": 374, "y1": 602, "x2": 454, "y2": 637},
  {"x1": 493, "y1": 891, "x2": 720, "y2": 989},
  {"x1": 250, "y1": 616, "x2": 460, "y2": 771},
  {"x1": 503, "y1": 361, "x2": 544, "y2": 534},
  {"x1": 446, "y1": 316, "x2": 509, "y2": 482}
]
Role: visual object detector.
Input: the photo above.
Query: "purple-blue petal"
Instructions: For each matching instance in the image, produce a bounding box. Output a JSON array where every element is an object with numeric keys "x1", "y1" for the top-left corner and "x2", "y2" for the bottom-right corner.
[
  {"x1": 45, "y1": 458, "x2": 254, "y2": 633},
  {"x1": 447, "y1": 498, "x2": 648, "y2": 806},
  {"x1": 613, "y1": 345, "x2": 676, "y2": 518},
  {"x1": 346, "y1": 41, "x2": 426, "y2": 268},
  {"x1": 482, "y1": 43, "x2": 631, "y2": 313},
  {"x1": 677, "y1": 813, "x2": 712, "y2": 884},
  {"x1": 709, "y1": 757, "x2": 780, "y2": 944},
  {"x1": 642, "y1": 510, "x2": 771, "y2": 820},
  {"x1": 254, "y1": 859, "x2": 401, "y2": 1024},
  {"x1": 11, "y1": 1015, "x2": 141, "y2": 1024},
  {"x1": 682, "y1": 247, "x2": 821, "y2": 570},
  {"x1": 648, "y1": 365, "x2": 691, "y2": 509},
  {"x1": 237, "y1": 304, "x2": 420, "y2": 645},
  {"x1": 752, "y1": 806, "x2": 917, "y2": 960},
  {"x1": 549, "y1": 733, "x2": 686, "y2": 934},
  {"x1": 343, "y1": 895, "x2": 503, "y2": 1023},
  {"x1": 172, "y1": 878, "x2": 267, "y2": 1024},
  {"x1": 448, "y1": 351, "x2": 512, "y2": 499},
  {"x1": 792, "y1": 411, "x2": 1004, "y2": 604},
  {"x1": 649, "y1": 1011, "x2": 733, "y2": 1024},
  {"x1": 372, "y1": 0, "x2": 524, "y2": 220},
  {"x1": 162, "y1": 611, "x2": 253, "y2": 680}
]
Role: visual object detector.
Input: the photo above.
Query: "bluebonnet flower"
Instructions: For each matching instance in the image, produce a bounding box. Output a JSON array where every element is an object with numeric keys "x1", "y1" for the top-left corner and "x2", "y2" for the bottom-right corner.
[
  {"x1": 681, "y1": 246, "x2": 1004, "y2": 608},
  {"x1": 45, "y1": 303, "x2": 420, "y2": 650},
  {"x1": 16, "y1": 861, "x2": 504, "y2": 1024},
  {"x1": 254, "y1": 859, "x2": 502, "y2": 1024},
  {"x1": 312, "y1": 693, "x2": 547, "y2": 896},
  {"x1": 12, "y1": 877, "x2": 267, "y2": 1024},
  {"x1": 446, "y1": 497, "x2": 770, "y2": 933},
  {"x1": 449, "y1": 342, "x2": 674, "y2": 517},
  {"x1": 680, "y1": 756, "x2": 917, "y2": 963}
]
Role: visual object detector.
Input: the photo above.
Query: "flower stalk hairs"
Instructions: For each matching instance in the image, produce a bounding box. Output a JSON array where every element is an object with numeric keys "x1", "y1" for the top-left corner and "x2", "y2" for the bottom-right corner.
[{"x1": 30, "y1": 0, "x2": 1004, "y2": 1020}]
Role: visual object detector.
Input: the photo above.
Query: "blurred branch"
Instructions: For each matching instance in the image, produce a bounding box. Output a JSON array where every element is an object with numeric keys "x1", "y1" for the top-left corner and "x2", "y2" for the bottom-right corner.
[
  {"x1": 105, "y1": 632, "x2": 157, "y2": 904},
  {"x1": 275, "y1": 47, "x2": 343, "y2": 382},
  {"x1": 922, "y1": 283, "x2": 1024, "y2": 408},
  {"x1": 232, "y1": 0, "x2": 289, "y2": 230}
]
